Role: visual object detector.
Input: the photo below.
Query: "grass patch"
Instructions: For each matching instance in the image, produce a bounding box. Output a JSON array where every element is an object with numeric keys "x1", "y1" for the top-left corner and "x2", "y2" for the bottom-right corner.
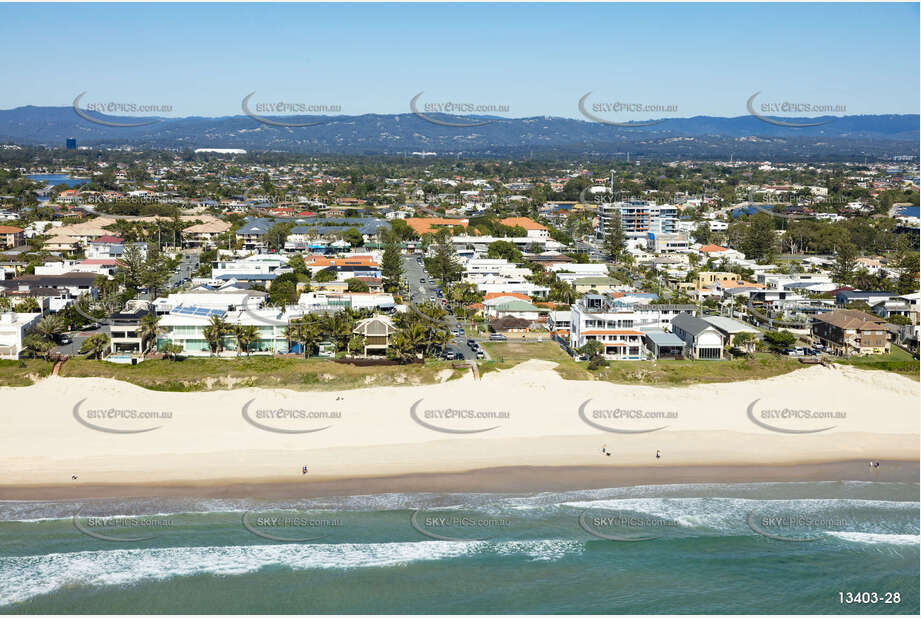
[
  {"x1": 836, "y1": 348, "x2": 920, "y2": 380},
  {"x1": 0, "y1": 359, "x2": 53, "y2": 387},
  {"x1": 479, "y1": 342, "x2": 805, "y2": 385},
  {"x1": 57, "y1": 356, "x2": 460, "y2": 391}
]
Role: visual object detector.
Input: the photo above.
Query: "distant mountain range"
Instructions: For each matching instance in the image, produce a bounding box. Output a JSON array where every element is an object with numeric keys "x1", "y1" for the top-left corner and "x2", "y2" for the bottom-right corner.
[{"x1": 1, "y1": 106, "x2": 917, "y2": 160}]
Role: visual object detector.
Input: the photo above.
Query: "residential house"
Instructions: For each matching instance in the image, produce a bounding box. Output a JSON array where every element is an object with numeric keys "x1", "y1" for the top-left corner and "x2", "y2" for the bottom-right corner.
[
  {"x1": 352, "y1": 315, "x2": 396, "y2": 357},
  {"x1": 0, "y1": 311, "x2": 42, "y2": 359},
  {"x1": 643, "y1": 329, "x2": 686, "y2": 360},
  {"x1": 671, "y1": 313, "x2": 724, "y2": 359},
  {"x1": 701, "y1": 316, "x2": 761, "y2": 348},
  {"x1": 108, "y1": 301, "x2": 153, "y2": 363}
]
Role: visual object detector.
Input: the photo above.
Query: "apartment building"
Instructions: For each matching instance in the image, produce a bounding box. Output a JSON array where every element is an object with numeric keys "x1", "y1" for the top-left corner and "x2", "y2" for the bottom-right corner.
[
  {"x1": 812, "y1": 309, "x2": 889, "y2": 356},
  {"x1": 597, "y1": 200, "x2": 678, "y2": 240},
  {"x1": 0, "y1": 226, "x2": 24, "y2": 249},
  {"x1": 569, "y1": 294, "x2": 694, "y2": 360}
]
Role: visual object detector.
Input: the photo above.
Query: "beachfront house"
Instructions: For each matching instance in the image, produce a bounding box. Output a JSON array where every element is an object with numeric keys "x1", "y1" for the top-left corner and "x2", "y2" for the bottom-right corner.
[
  {"x1": 811, "y1": 309, "x2": 889, "y2": 356},
  {"x1": 643, "y1": 329, "x2": 686, "y2": 360},
  {"x1": 352, "y1": 315, "x2": 396, "y2": 357},
  {"x1": 108, "y1": 301, "x2": 154, "y2": 363},
  {"x1": 0, "y1": 311, "x2": 42, "y2": 359},
  {"x1": 670, "y1": 313, "x2": 725, "y2": 359}
]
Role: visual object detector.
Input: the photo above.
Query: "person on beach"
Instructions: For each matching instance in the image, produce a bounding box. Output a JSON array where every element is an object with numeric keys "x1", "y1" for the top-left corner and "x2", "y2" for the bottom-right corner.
[
  {"x1": 656, "y1": 450, "x2": 661, "y2": 460},
  {"x1": 71, "y1": 474, "x2": 78, "y2": 480},
  {"x1": 302, "y1": 465, "x2": 308, "y2": 475}
]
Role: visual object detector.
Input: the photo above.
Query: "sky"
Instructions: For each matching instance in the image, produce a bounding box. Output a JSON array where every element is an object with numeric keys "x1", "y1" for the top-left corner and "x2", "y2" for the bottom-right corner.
[{"x1": 0, "y1": 2, "x2": 918, "y2": 120}]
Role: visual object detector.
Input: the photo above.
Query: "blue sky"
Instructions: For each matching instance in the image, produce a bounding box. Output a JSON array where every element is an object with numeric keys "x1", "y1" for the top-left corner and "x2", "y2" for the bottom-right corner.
[{"x1": 1, "y1": 2, "x2": 917, "y2": 119}]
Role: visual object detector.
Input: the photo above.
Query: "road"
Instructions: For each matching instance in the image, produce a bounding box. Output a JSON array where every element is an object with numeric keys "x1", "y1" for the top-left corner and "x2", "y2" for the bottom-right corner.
[{"x1": 401, "y1": 254, "x2": 482, "y2": 361}]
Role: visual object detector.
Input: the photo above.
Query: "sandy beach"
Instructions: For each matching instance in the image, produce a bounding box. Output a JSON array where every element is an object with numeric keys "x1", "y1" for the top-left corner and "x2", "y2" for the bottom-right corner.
[{"x1": 1, "y1": 360, "x2": 918, "y2": 497}]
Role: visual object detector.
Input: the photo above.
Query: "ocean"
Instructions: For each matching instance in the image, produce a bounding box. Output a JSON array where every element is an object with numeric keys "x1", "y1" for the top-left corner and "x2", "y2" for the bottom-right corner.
[{"x1": 1, "y1": 481, "x2": 917, "y2": 614}]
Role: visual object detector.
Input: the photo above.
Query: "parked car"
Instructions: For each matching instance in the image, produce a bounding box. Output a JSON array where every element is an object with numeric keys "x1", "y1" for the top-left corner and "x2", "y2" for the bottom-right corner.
[
  {"x1": 56, "y1": 334, "x2": 72, "y2": 345},
  {"x1": 81, "y1": 322, "x2": 100, "y2": 331},
  {"x1": 466, "y1": 338, "x2": 477, "y2": 348},
  {"x1": 442, "y1": 349, "x2": 457, "y2": 361},
  {"x1": 489, "y1": 333, "x2": 507, "y2": 341},
  {"x1": 475, "y1": 349, "x2": 485, "y2": 359},
  {"x1": 419, "y1": 278, "x2": 426, "y2": 283}
]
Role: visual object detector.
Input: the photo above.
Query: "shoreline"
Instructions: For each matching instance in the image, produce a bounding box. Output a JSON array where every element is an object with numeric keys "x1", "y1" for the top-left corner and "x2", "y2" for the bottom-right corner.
[{"x1": 2, "y1": 460, "x2": 917, "y2": 501}]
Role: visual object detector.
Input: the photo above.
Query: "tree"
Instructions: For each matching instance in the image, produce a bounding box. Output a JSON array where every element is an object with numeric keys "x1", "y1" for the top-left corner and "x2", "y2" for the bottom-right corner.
[
  {"x1": 347, "y1": 334, "x2": 366, "y2": 356},
  {"x1": 161, "y1": 342, "x2": 185, "y2": 361},
  {"x1": 13, "y1": 297, "x2": 40, "y2": 313},
  {"x1": 233, "y1": 324, "x2": 260, "y2": 356},
  {"x1": 486, "y1": 240, "x2": 523, "y2": 263},
  {"x1": 342, "y1": 227, "x2": 364, "y2": 247},
  {"x1": 743, "y1": 213, "x2": 777, "y2": 262},
  {"x1": 426, "y1": 229, "x2": 462, "y2": 285},
  {"x1": 313, "y1": 267, "x2": 337, "y2": 283},
  {"x1": 733, "y1": 332, "x2": 757, "y2": 357},
  {"x1": 832, "y1": 241, "x2": 858, "y2": 285},
  {"x1": 287, "y1": 254, "x2": 308, "y2": 276},
  {"x1": 33, "y1": 314, "x2": 65, "y2": 341},
  {"x1": 265, "y1": 222, "x2": 293, "y2": 251},
  {"x1": 23, "y1": 334, "x2": 54, "y2": 360},
  {"x1": 346, "y1": 278, "x2": 370, "y2": 293},
  {"x1": 137, "y1": 312, "x2": 163, "y2": 354},
  {"x1": 763, "y1": 330, "x2": 797, "y2": 352},
  {"x1": 892, "y1": 238, "x2": 920, "y2": 295},
  {"x1": 578, "y1": 339, "x2": 604, "y2": 360},
  {"x1": 268, "y1": 272, "x2": 299, "y2": 306},
  {"x1": 203, "y1": 315, "x2": 230, "y2": 354},
  {"x1": 79, "y1": 333, "x2": 111, "y2": 359},
  {"x1": 602, "y1": 215, "x2": 625, "y2": 262},
  {"x1": 117, "y1": 242, "x2": 147, "y2": 290},
  {"x1": 380, "y1": 231, "x2": 404, "y2": 292}
]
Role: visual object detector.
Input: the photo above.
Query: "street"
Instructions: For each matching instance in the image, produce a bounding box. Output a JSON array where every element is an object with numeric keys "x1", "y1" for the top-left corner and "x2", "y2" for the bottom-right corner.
[{"x1": 401, "y1": 254, "x2": 484, "y2": 361}]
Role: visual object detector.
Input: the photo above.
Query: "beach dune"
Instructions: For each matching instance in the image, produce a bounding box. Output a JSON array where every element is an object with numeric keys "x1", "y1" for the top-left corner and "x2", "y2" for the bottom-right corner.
[{"x1": 0, "y1": 360, "x2": 917, "y2": 494}]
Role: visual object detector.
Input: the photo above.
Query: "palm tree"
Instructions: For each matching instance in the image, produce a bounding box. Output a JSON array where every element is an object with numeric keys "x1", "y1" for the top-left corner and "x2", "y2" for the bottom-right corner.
[
  {"x1": 79, "y1": 333, "x2": 111, "y2": 359},
  {"x1": 401, "y1": 322, "x2": 428, "y2": 360},
  {"x1": 33, "y1": 314, "x2": 65, "y2": 342},
  {"x1": 203, "y1": 315, "x2": 229, "y2": 355},
  {"x1": 14, "y1": 297, "x2": 41, "y2": 313},
  {"x1": 137, "y1": 312, "x2": 163, "y2": 354},
  {"x1": 233, "y1": 324, "x2": 260, "y2": 356},
  {"x1": 22, "y1": 334, "x2": 54, "y2": 361},
  {"x1": 388, "y1": 331, "x2": 416, "y2": 363}
]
